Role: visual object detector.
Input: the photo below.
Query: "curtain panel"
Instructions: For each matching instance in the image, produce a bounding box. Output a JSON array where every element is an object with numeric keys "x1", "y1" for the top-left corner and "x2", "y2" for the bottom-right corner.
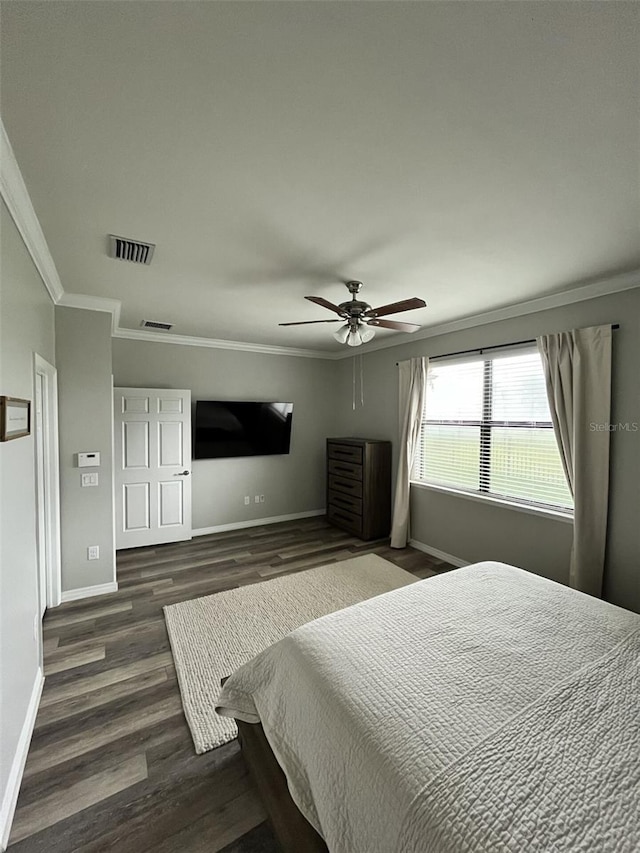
[
  {"x1": 537, "y1": 325, "x2": 612, "y2": 597},
  {"x1": 390, "y1": 357, "x2": 427, "y2": 548}
]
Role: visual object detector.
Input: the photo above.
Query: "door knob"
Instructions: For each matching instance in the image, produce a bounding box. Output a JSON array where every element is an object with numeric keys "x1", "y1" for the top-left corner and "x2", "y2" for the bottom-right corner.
[{"x1": 174, "y1": 470, "x2": 190, "y2": 476}]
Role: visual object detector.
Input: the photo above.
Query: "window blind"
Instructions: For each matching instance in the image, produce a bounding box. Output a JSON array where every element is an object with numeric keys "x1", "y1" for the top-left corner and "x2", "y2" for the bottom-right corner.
[{"x1": 413, "y1": 348, "x2": 574, "y2": 512}]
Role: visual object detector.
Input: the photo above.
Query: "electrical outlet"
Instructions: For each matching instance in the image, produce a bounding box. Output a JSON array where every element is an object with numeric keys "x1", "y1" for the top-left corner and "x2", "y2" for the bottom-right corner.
[
  {"x1": 254, "y1": 495, "x2": 260, "y2": 503},
  {"x1": 87, "y1": 545, "x2": 100, "y2": 561},
  {"x1": 259, "y1": 495, "x2": 265, "y2": 503},
  {"x1": 244, "y1": 496, "x2": 250, "y2": 506}
]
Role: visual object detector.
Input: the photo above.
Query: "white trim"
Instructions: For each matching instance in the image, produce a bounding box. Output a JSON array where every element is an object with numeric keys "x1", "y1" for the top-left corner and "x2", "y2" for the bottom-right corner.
[
  {"x1": 110, "y1": 376, "x2": 117, "y2": 589},
  {"x1": 112, "y1": 326, "x2": 332, "y2": 359},
  {"x1": 0, "y1": 120, "x2": 64, "y2": 304},
  {"x1": 410, "y1": 480, "x2": 574, "y2": 524},
  {"x1": 332, "y1": 269, "x2": 640, "y2": 360},
  {"x1": 408, "y1": 539, "x2": 469, "y2": 568},
  {"x1": 61, "y1": 581, "x2": 118, "y2": 603},
  {"x1": 113, "y1": 267, "x2": 639, "y2": 359},
  {"x1": 58, "y1": 293, "x2": 121, "y2": 335},
  {"x1": 33, "y1": 354, "x2": 62, "y2": 608},
  {"x1": 0, "y1": 668, "x2": 44, "y2": 852},
  {"x1": 193, "y1": 509, "x2": 326, "y2": 537},
  {"x1": 3, "y1": 119, "x2": 637, "y2": 361}
]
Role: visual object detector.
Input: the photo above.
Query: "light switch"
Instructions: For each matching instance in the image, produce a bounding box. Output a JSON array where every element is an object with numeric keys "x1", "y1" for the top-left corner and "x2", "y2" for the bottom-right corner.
[{"x1": 81, "y1": 472, "x2": 99, "y2": 487}]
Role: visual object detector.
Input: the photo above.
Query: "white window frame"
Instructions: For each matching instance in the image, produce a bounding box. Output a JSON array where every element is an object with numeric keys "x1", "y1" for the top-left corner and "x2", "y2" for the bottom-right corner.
[{"x1": 411, "y1": 345, "x2": 574, "y2": 519}]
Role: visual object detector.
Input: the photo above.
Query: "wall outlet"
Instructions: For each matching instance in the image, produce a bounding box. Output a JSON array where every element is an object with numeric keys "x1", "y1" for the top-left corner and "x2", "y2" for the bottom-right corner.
[
  {"x1": 87, "y1": 545, "x2": 100, "y2": 561},
  {"x1": 254, "y1": 495, "x2": 260, "y2": 503},
  {"x1": 259, "y1": 495, "x2": 265, "y2": 503},
  {"x1": 244, "y1": 496, "x2": 250, "y2": 506}
]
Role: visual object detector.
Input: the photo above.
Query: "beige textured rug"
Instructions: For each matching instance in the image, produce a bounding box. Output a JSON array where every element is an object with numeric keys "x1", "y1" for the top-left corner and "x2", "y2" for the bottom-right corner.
[{"x1": 164, "y1": 554, "x2": 416, "y2": 753}]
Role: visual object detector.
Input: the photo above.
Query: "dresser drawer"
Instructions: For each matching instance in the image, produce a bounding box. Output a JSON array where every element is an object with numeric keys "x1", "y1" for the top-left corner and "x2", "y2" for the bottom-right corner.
[
  {"x1": 328, "y1": 459, "x2": 363, "y2": 480},
  {"x1": 328, "y1": 443, "x2": 363, "y2": 465},
  {"x1": 327, "y1": 504, "x2": 363, "y2": 536},
  {"x1": 328, "y1": 474, "x2": 363, "y2": 498},
  {"x1": 328, "y1": 489, "x2": 363, "y2": 516}
]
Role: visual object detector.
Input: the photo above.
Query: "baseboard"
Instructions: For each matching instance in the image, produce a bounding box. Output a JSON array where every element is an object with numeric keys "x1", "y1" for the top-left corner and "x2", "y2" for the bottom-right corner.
[
  {"x1": 61, "y1": 581, "x2": 118, "y2": 603},
  {"x1": 193, "y1": 509, "x2": 326, "y2": 538},
  {"x1": 408, "y1": 538, "x2": 468, "y2": 568},
  {"x1": 0, "y1": 667, "x2": 44, "y2": 851}
]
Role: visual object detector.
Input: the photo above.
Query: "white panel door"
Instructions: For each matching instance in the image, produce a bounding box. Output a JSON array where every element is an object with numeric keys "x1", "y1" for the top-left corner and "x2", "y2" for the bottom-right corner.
[{"x1": 114, "y1": 387, "x2": 192, "y2": 549}]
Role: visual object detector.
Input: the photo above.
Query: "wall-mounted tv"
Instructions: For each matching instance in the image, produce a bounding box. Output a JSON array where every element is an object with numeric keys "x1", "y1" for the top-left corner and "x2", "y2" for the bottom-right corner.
[{"x1": 194, "y1": 401, "x2": 293, "y2": 459}]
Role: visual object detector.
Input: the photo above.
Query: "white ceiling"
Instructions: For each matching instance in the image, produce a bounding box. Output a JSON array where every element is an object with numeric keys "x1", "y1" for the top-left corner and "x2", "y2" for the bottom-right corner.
[{"x1": 1, "y1": 1, "x2": 639, "y2": 352}]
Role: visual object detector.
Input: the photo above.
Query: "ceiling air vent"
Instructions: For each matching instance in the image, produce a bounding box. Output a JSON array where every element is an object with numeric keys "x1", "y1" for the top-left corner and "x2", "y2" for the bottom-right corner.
[
  {"x1": 140, "y1": 320, "x2": 173, "y2": 331},
  {"x1": 108, "y1": 234, "x2": 155, "y2": 265}
]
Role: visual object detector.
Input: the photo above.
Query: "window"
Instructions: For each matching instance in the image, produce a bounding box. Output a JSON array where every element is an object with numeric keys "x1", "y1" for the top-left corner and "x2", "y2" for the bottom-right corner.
[{"x1": 413, "y1": 347, "x2": 573, "y2": 513}]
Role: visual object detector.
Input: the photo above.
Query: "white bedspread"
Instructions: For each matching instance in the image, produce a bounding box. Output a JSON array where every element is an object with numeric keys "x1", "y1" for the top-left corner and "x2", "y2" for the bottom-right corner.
[{"x1": 216, "y1": 562, "x2": 640, "y2": 853}]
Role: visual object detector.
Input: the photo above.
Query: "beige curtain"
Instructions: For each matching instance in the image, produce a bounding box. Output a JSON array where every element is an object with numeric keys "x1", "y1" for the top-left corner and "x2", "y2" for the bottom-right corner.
[
  {"x1": 537, "y1": 326, "x2": 612, "y2": 597},
  {"x1": 390, "y1": 357, "x2": 427, "y2": 548}
]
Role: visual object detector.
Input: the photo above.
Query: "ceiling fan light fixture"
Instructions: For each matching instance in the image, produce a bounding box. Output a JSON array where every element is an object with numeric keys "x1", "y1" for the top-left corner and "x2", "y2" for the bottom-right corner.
[
  {"x1": 359, "y1": 324, "x2": 376, "y2": 343},
  {"x1": 333, "y1": 324, "x2": 351, "y2": 344},
  {"x1": 346, "y1": 329, "x2": 363, "y2": 347}
]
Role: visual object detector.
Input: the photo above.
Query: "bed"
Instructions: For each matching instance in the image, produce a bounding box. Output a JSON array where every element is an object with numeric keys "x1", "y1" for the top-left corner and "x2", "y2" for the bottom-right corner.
[{"x1": 216, "y1": 561, "x2": 640, "y2": 853}]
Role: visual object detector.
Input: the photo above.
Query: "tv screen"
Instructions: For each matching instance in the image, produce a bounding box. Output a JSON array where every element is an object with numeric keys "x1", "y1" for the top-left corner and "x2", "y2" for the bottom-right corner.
[{"x1": 194, "y1": 401, "x2": 293, "y2": 459}]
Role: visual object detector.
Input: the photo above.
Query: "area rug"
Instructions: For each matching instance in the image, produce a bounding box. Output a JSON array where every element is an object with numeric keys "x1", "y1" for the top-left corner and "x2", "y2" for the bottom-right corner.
[{"x1": 164, "y1": 554, "x2": 416, "y2": 753}]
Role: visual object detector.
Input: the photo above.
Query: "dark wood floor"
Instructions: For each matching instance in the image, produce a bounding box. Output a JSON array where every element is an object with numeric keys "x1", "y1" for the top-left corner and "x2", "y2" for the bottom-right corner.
[{"x1": 9, "y1": 517, "x2": 453, "y2": 852}]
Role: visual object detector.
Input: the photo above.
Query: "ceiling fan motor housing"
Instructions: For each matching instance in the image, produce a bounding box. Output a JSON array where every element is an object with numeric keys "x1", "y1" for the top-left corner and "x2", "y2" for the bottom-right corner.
[
  {"x1": 341, "y1": 280, "x2": 371, "y2": 320},
  {"x1": 340, "y1": 299, "x2": 371, "y2": 318}
]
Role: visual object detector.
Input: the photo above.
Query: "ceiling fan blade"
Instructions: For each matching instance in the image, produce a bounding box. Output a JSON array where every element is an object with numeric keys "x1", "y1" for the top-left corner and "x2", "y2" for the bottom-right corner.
[
  {"x1": 367, "y1": 318, "x2": 422, "y2": 333},
  {"x1": 364, "y1": 297, "x2": 426, "y2": 318},
  {"x1": 305, "y1": 296, "x2": 347, "y2": 316},
  {"x1": 279, "y1": 319, "x2": 342, "y2": 326}
]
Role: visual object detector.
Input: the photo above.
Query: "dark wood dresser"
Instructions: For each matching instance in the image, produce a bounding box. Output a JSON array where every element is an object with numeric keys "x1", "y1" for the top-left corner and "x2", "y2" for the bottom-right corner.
[{"x1": 326, "y1": 437, "x2": 392, "y2": 540}]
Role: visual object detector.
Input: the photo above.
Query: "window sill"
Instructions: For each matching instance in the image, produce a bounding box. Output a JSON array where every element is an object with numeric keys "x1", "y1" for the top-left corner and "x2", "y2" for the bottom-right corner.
[{"x1": 410, "y1": 481, "x2": 574, "y2": 524}]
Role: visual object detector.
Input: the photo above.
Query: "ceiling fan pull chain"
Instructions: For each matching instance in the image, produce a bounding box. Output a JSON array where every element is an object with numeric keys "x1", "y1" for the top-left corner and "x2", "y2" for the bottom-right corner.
[
  {"x1": 352, "y1": 356, "x2": 356, "y2": 411},
  {"x1": 360, "y1": 354, "x2": 364, "y2": 408}
]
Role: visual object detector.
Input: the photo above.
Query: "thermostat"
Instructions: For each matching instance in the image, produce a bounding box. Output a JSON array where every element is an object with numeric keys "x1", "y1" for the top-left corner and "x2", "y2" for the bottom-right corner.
[{"x1": 77, "y1": 451, "x2": 101, "y2": 468}]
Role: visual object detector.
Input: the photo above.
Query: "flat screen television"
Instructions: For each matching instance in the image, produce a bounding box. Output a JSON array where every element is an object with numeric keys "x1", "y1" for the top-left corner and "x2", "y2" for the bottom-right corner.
[{"x1": 194, "y1": 401, "x2": 293, "y2": 459}]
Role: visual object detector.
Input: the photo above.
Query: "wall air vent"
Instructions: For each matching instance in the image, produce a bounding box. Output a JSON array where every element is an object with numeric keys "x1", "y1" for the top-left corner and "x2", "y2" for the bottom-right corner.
[
  {"x1": 140, "y1": 320, "x2": 173, "y2": 331},
  {"x1": 108, "y1": 234, "x2": 155, "y2": 265}
]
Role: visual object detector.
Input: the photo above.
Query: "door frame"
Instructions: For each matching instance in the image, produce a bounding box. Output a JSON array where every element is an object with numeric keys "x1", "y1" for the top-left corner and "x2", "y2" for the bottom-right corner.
[{"x1": 33, "y1": 353, "x2": 62, "y2": 609}]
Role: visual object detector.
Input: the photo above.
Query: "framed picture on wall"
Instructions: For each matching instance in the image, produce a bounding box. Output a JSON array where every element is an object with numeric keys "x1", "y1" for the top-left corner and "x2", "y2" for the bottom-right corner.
[{"x1": 0, "y1": 396, "x2": 31, "y2": 441}]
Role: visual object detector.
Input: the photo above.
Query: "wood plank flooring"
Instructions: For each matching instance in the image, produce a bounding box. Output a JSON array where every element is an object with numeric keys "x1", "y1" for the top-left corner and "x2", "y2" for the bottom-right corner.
[{"x1": 9, "y1": 517, "x2": 454, "y2": 852}]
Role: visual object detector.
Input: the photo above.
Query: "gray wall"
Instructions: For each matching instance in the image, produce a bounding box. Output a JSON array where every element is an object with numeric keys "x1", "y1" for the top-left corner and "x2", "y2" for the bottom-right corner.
[
  {"x1": 0, "y1": 201, "x2": 55, "y2": 827},
  {"x1": 112, "y1": 339, "x2": 339, "y2": 530},
  {"x1": 55, "y1": 307, "x2": 115, "y2": 592},
  {"x1": 335, "y1": 287, "x2": 640, "y2": 612}
]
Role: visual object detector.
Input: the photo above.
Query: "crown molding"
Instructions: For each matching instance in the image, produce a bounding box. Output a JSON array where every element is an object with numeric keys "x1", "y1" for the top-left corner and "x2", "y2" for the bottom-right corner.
[
  {"x1": 112, "y1": 326, "x2": 335, "y2": 359},
  {"x1": 58, "y1": 292, "x2": 122, "y2": 335},
  {"x1": 0, "y1": 119, "x2": 65, "y2": 304},
  {"x1": 331, "y1": 268, "x2": 640, "y2": 360},
  {"x1": 3, "y1": 118, "x2": 637, "y2": 361}
]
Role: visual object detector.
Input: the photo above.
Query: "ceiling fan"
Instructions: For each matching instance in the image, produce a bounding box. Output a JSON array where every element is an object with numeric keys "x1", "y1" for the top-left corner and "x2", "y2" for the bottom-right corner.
[{"x1": 279, "y1": 281, "x2": 427, "y2": 347}]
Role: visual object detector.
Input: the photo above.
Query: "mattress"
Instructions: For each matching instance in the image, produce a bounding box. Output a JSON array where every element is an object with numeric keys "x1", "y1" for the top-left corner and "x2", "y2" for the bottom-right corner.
[{"x1": 217, "y1": 561, "x2": 640, "y2": 852}]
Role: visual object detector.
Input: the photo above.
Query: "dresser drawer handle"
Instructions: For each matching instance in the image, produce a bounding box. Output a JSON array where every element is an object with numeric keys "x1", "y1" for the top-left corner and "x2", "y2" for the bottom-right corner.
[
  {"x1": 334, "y1": 465, "x2": 352, "y2": 474},
  {"x1": 332, "y1": 510, "x2": 351, "y2": 522},
  {"x1": 333, "y1": 495, "x2": 354, "y2": 509}
]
